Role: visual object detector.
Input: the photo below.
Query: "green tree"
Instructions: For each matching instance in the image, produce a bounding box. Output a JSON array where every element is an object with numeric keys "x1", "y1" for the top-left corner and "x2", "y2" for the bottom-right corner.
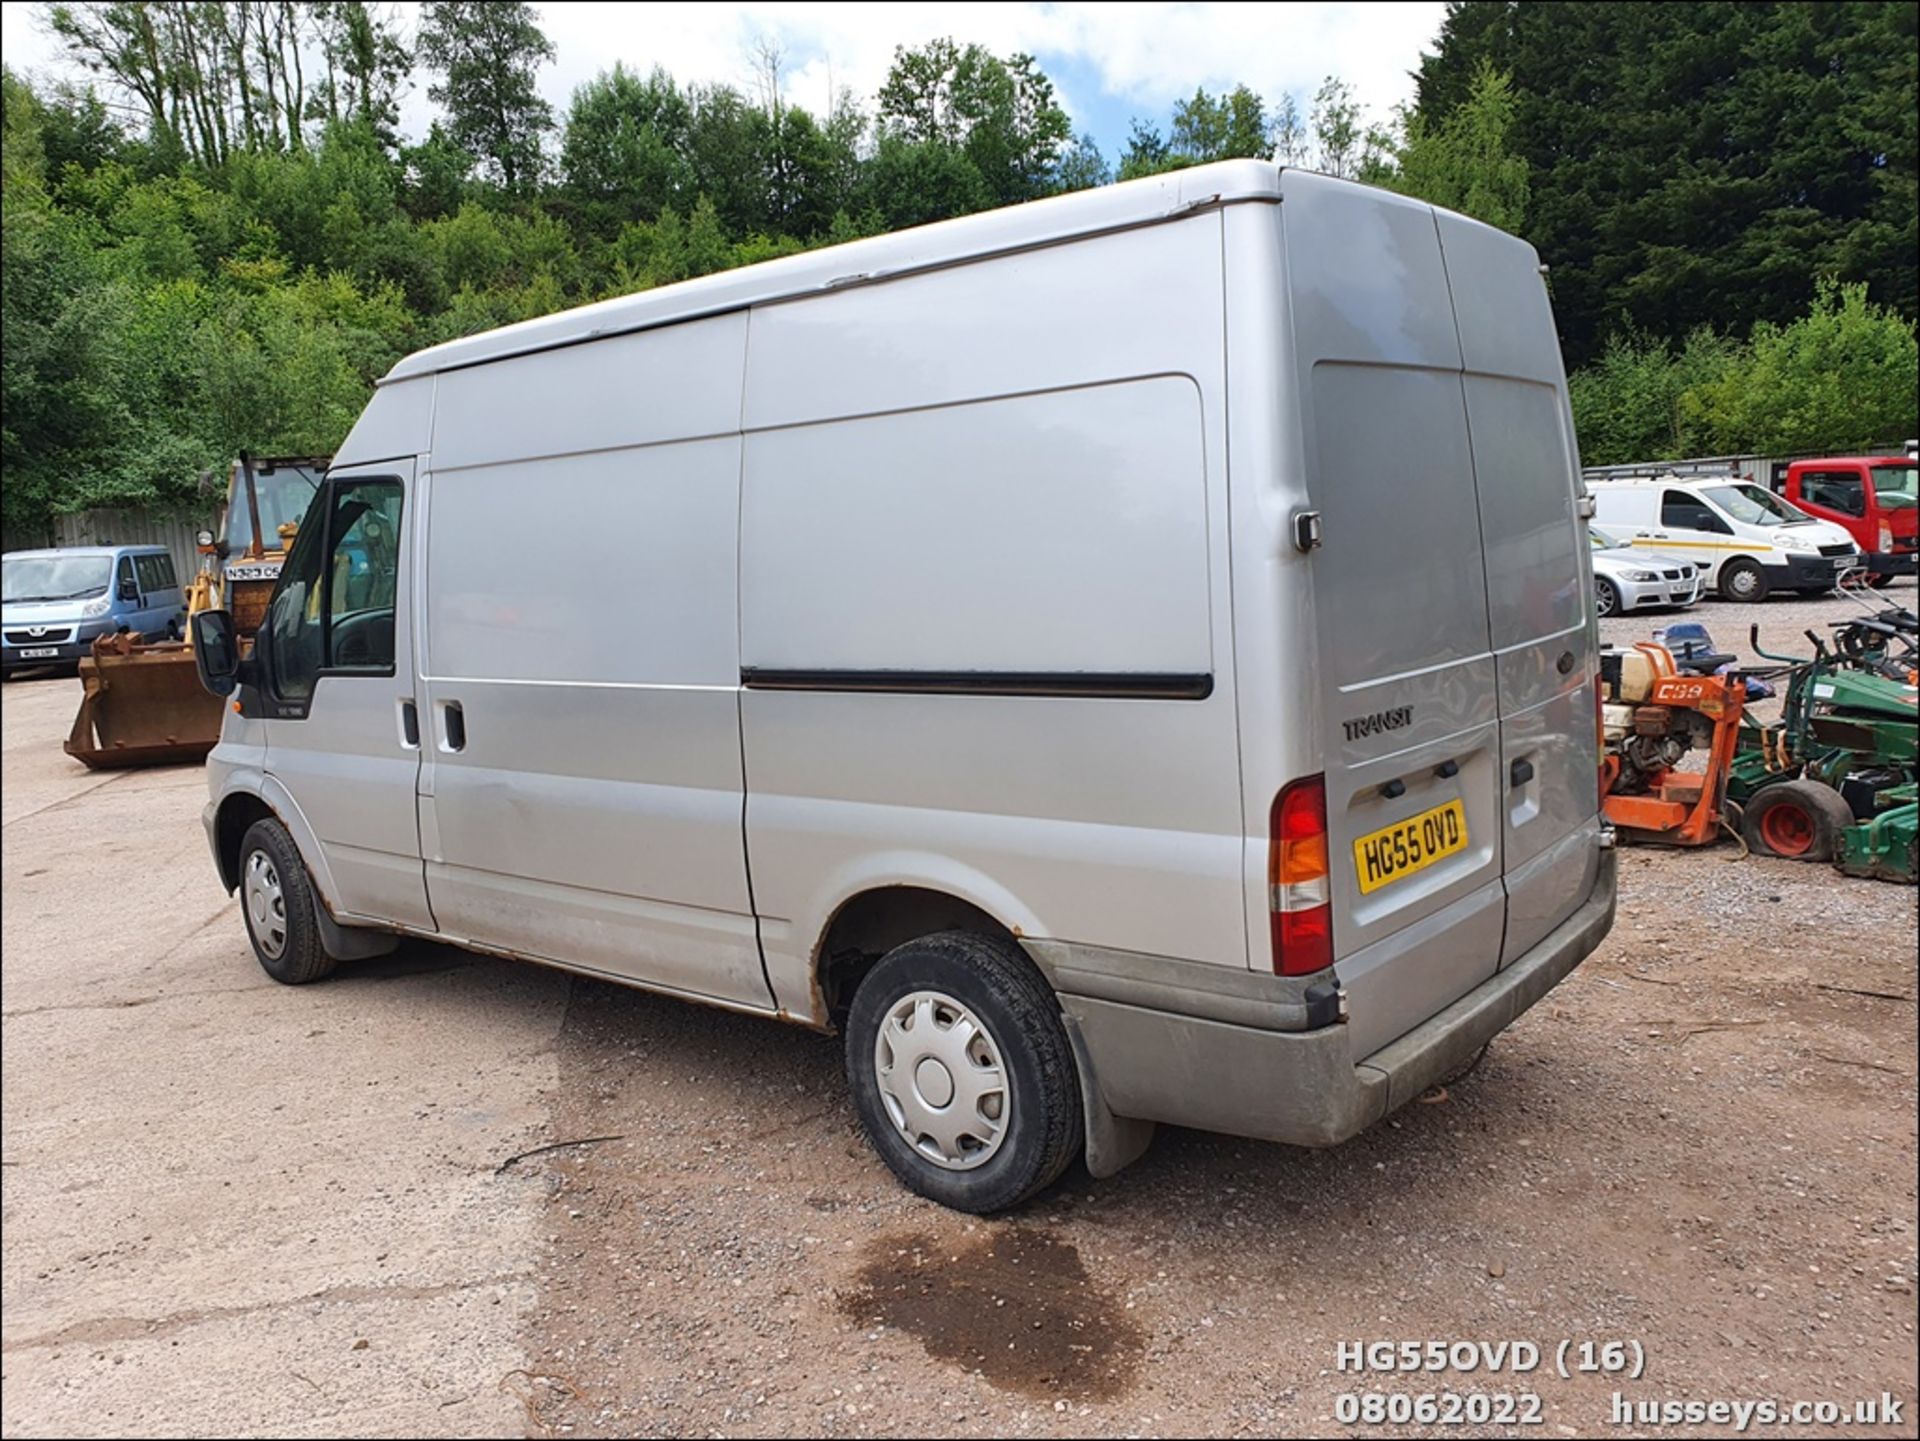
[
  {"x1": 877, "y1": 39, "x2": 1072, "y2": 205},
  {"x1": 1171, "y1": 85, "x2": 1270, "y2": 163},
  {"x1": 1414, "y1": 0, "x2": 1919, "y2": 366},
  {"x1": 1371, "y1": 60, "x2": 1528, "y2": 233},
  {"x1": 1689, "y1": 280, "x2": 1918, "y2": 454},
  {"x1": 311, "y1": 1, "x2": 412, "y2": 152},
  {"x1": 1119, "y1": 84, "x2": 1271, "y2": 179},
  {"x1": 417, "y1": 0, "x2": 555, "y2": 192},
  {"x1": 1055, "y1": 134, "x2": 1110, "y2": 192},
  {"x1": 859, "y1": 131, "x2": 991, "y2": 229},
  {"x1": 561, "y1": 64, "x2": 693, "y2": 231},
  {"x1": 1567, "y1": 327, "x2": 1741, "y2": 464}
]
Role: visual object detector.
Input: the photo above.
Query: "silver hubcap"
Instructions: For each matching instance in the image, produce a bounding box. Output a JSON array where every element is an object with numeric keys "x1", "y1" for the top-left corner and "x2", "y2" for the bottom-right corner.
[
  {"x1": 873, "y1": 990, "x2": 1010, "y2": 1170},
  {"x1": 1730, "y1": 570, "x2": 1757, "y2": 598},
  {"x1": 244, "y1": 850, "x2": 287, "y2": 959}
]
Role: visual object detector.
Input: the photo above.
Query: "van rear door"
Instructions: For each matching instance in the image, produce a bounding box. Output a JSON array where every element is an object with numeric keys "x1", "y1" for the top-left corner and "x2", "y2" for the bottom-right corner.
[
  {"x1": 1280, "y1": 175, "x2": 1601, "y2": 1059},
  {"x1": 1433, "y1": 210, "x2": 1601, "y2": 965},
  {"x1": 1281, "y1": 174, "x2": 1508, "y2": 1060}
]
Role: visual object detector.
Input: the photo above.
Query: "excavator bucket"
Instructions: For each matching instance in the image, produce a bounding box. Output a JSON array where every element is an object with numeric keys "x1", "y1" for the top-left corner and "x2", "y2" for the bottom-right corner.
[{"x1": 63, "y1": 633, "x2": 224, "y2": 769}]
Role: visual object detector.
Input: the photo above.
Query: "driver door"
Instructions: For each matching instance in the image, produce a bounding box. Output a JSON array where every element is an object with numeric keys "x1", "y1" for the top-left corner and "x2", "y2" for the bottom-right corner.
[
  {"x1": 256, "y1": 462, "x2": 432, "y2": 929},
  {"x1": 1639, "y1": 487, "x2": 1734, "y2": 574}
]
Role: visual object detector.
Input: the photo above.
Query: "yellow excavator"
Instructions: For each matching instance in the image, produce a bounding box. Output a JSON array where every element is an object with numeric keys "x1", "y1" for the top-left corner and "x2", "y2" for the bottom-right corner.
[{"x1": 64, "y1": 455, "x2": 328, "y2": 768}]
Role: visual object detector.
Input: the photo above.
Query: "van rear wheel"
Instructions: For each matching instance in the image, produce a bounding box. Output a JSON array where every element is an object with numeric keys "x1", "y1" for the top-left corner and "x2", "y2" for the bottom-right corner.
[
  {"x1": 238, "y1": 818, "x2": 337, "y2": 984},
  {"x1": 845, "y1": 931, "x2": 1081, "y2": 1213}
]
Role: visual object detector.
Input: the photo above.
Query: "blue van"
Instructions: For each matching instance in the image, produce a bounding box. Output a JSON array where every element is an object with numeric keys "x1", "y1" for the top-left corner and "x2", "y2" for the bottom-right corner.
[{"x1": 1, "y1": 545, "x2": 187, "y2": 677}]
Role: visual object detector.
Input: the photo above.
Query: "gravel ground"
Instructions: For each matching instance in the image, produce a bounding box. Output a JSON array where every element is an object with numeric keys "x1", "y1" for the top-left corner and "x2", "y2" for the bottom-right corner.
[{"x1": 3, "y1": 579, "x2": 1915, "y2": 1439}]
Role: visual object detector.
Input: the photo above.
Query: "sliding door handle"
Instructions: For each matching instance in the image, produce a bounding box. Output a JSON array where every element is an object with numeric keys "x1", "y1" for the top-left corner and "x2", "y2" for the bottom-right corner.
[
  {"x1": 439, "y1": 700, "x2": 466, "y2": 753},
  {"x1": 398, "y1": 698, "x2": 420, "y2": 749}
]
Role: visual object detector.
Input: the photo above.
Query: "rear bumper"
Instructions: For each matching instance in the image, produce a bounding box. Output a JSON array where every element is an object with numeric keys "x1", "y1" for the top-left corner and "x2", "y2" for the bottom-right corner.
[{"x1": 1053, "y1": 846, "x2": 1617, "y2": 1150}]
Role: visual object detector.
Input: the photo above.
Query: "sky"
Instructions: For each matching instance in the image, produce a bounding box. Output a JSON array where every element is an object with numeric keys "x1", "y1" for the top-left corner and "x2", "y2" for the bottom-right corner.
[{"x1": 0, "y1": 1, "x2": 1449, "y2": 163}]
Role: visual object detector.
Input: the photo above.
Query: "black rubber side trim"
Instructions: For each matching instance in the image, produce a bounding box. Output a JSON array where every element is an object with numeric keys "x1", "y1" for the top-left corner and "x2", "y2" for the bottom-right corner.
[{"x1": 740, "y1": 668, "x2": 1213, "y2": 700}]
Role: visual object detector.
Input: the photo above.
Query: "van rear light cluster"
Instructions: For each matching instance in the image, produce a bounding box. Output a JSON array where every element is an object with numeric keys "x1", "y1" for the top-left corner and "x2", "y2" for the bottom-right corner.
[{"x1": 1269, "y1": 774, "x2": 1333, "y2": 976}]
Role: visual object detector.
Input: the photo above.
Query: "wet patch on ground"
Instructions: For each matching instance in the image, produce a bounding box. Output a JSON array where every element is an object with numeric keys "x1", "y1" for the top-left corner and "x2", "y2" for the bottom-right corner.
[{"x1": 837, "y1": 1225, "x2": 1143, "y2": 1401}]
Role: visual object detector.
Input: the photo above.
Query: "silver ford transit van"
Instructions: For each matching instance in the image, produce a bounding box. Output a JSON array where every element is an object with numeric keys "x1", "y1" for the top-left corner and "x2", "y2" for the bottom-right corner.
[{"x1": 193, "y1": 162, "x2": 1616, "y2": 1212}]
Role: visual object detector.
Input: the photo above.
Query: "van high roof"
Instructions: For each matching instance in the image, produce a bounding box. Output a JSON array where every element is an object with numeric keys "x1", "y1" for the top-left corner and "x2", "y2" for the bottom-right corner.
[{"x1": 383, "y1": 160, "x2": 1289, "y2": 384}]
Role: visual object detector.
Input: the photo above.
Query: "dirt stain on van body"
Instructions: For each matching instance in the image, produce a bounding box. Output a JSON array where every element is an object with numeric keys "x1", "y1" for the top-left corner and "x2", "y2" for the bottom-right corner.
[{"x1": 838, "y1": 1225, "x2": 1143, "y2": 1400}]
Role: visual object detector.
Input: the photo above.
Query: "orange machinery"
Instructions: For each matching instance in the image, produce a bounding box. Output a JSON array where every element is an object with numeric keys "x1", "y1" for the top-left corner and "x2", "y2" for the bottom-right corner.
[{"x1": 1599, "y1": 642, "x2": 1747, "y2": 847}]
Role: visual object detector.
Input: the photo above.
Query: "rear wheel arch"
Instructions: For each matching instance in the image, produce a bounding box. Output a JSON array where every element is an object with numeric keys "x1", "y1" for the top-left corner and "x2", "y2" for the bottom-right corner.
[{"x1": 814, "y1": 885, "x2": 1022, "y2": 1029}]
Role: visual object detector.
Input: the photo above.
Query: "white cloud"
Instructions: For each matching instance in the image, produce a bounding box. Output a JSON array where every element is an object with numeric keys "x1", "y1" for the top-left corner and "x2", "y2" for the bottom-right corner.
[{"x1": 1, "y1": 1, "x2": 1446, "y2": 149}]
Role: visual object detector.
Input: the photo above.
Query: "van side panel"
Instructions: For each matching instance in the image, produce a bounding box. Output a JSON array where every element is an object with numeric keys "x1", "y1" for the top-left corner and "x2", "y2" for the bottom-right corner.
[
  {"x1": 741, "y1": 380, "x2": 1210, "y2": 675},
  {"x1": 738, "y1": 217, "x2": 1247, "y2": 1015},
  {"x1": 417, "y1": 314, "x2": 770, "y2": 1008}
]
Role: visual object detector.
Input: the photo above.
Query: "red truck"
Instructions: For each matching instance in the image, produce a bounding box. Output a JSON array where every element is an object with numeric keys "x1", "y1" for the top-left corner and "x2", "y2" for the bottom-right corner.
[{"x1": 1781, "y1": 456, "x2": 1918, "y2": 580}]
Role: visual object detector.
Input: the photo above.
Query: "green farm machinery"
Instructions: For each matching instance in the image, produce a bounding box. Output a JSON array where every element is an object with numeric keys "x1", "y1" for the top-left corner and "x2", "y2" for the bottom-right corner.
[{"x1": 1726, "y1": 609, "x2": 1918, "y2": 883}]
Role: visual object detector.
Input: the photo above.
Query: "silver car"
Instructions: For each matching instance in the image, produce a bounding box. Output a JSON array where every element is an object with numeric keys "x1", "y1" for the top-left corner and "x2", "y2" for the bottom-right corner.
[{"x1": 1590, "y1": 526, "x2": 1700, "y2": 617}]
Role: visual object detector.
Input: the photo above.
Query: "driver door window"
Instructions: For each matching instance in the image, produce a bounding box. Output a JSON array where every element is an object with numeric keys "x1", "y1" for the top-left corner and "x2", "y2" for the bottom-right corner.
[
  {"x1": 263, "y1": 477, "x2": 404, "y2": 706},
  {"x1": 1661, "y1": 492, "x2": 1730, "y2": 534}
]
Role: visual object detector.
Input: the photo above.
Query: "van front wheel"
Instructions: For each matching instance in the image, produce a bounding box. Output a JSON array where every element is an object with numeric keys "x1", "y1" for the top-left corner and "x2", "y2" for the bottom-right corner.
[
  {"x1": 846, "y1": 931, "x2": 1082, "y2": 1213},
  {"x1": 1718, "y1": 558, "x2": 1769, "y2": 602},
  {"x1": 238, "y1": 818, "x2": 338, "y2": 984}
]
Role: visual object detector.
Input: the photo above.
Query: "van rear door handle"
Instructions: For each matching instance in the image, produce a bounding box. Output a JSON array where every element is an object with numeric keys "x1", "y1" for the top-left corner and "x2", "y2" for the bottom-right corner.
[
  {"x1": 1510, "y1": 757, "x2": 1535, "y2": 787},
  {"x1": 439, "y1": 700, "x2": 466, "y2": 753}
]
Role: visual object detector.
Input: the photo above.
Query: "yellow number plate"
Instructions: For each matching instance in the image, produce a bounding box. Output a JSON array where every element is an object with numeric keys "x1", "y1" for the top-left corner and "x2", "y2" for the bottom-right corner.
[{"x1": 1353, "y1": 799, "x2": 1469, "y2": 895}]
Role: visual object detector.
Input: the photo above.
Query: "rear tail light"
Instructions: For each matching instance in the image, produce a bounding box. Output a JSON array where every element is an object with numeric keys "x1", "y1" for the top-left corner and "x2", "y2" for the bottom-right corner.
[{"x1": 1269, "y1": 774, "x2": 1333, "y2": 976}]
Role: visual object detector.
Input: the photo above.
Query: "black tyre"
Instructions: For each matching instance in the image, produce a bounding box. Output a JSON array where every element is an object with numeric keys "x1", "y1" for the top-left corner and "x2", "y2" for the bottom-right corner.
[
  {"x1": 1718, "y1": 558, "x2": 1769, "y2": 602},
  {"x1": 1741, "y1": 779, "x2": 1855, "y2": 862},
  {"x1": 237, "y1": 818, "x2": 338, "y2": 983},
  {"x1": 845, "y1": 931, "x2": 1082, "y2": 1214},
  {"x1": 1594, "y1": 577, "x2": 1622, "y2": 618}
]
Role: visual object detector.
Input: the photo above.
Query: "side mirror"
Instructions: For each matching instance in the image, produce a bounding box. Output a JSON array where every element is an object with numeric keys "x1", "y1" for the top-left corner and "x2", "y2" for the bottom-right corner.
[
  {"x1": 191, "y1": 610, "x2": 241, "y2": 697},
  {"x1": 118, "y1": 579, "x2": 140, "y2": 601}
]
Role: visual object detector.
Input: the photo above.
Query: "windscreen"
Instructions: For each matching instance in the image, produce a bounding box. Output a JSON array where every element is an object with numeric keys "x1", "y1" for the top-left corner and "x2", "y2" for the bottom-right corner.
[
  {"x1": 1871, "y1": 465, "x2": 1918, "y2": 507},
  {"x1": 1704, "y1": 483, "x2": 1812, "y2": 526},
  {"x1": 3, "y1": 555, "x2": 113, "y2": 603}
]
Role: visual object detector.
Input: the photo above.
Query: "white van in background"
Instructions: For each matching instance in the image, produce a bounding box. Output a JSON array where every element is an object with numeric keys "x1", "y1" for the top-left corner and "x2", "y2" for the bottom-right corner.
[
  {"x1": 191, "y1": 162, "x2": 1616, "y2": 1213},
  {"x1": 1588, "y1": 474, "x2": 1862, "y2": 601}
]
